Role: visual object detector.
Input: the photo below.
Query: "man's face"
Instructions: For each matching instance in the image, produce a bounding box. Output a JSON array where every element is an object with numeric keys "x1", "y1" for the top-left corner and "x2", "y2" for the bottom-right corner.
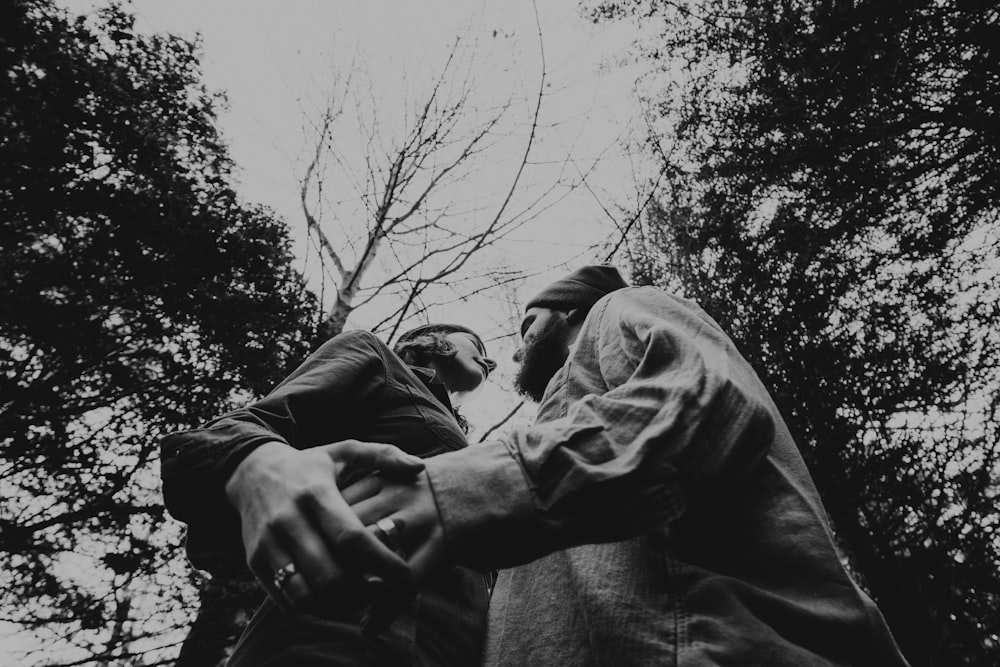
[{"x1": 513, "y1": 306, "x2": 573, "y2": 402}]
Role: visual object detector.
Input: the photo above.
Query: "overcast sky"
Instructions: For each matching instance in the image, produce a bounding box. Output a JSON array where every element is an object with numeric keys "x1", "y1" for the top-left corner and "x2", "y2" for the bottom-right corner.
[
  {"x1": 54, "y1": 0, "x2": 655, "y2": 429},
  {"x1": 61, "y1": 0, "x2": 649, "y2": 281}
]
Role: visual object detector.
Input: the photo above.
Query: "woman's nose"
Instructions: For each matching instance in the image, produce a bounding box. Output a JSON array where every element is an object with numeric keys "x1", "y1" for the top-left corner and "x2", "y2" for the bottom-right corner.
[{"x1": 484, "y1": 358, "x2": 498, "y2": 373}]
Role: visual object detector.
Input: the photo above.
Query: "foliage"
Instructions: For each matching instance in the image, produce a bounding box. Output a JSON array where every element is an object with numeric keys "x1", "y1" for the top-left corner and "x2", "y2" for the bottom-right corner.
[
  {"x1": 0, "y1": 1, "x2": 318, "y2": 663},
  {"x1": 591, "y1": 0, "x2": 1000, "y2": 664}
]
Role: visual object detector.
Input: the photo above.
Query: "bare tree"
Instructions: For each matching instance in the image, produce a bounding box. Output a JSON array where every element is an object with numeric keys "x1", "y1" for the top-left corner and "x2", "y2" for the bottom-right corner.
[
  {"x1": 171, "y1": 6, "x2": 602, "y2": 664},
  {"x1": 300, "y1": 28, "x2": 557, "y2": 341}
]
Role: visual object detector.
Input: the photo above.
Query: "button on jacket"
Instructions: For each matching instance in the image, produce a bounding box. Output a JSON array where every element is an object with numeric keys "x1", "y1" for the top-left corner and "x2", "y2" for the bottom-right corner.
[
  {"x1": 160, "y1": 330, "x2": 488, "y2": 666},
  {"x1": 424, "y1": 287, "x2": 909, "y2": 666}
]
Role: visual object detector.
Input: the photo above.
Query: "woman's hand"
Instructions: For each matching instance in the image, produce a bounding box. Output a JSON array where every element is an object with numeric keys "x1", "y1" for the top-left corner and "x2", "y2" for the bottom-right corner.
[{"x1": 224, "y1": 439, "x2": 425, "y2": 609}]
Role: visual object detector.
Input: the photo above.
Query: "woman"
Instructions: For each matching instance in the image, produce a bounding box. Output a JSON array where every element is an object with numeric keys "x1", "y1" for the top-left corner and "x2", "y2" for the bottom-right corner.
[{"x1": 160, "y1": 323, "x2": 497, "y2": 665}]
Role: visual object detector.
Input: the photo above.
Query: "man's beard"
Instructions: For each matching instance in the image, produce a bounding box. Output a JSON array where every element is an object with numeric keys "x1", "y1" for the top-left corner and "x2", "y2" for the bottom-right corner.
[{"x1": 514, "y1": 319, "x2": 570, "y2": 402}]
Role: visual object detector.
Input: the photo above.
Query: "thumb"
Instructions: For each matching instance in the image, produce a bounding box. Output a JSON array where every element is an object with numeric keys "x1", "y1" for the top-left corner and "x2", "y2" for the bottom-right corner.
[{"x1": 320, "y1": 439, "x2": 425, "y2": 482}]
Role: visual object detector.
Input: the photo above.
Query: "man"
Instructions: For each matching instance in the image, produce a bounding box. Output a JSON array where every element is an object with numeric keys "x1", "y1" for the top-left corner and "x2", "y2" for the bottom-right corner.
[{"x1": 347, "y1": 265, "x2": 909, "y2": 665}]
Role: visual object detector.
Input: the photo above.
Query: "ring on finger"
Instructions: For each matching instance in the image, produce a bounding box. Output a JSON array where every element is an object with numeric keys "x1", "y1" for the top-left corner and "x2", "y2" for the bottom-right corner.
[
  {"x1": 371, "y1": 517, "x2": 404, "y2": 552},
  {"x1": 272, "y1": 562, "x2": 298, "y2": 590}
]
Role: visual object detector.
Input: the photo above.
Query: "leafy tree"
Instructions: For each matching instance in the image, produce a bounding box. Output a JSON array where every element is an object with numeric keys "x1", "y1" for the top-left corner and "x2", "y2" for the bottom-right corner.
[
  {"x1": 0, "y1": 1, "x2": 319, "y2": 663},
  {"x1": 590, "y1": 0, "x2": 1000, "y2": 664}
]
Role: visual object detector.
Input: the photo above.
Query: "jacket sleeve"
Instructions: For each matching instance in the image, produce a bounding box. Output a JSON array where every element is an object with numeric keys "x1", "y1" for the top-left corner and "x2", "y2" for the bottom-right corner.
[
  {"x1": 159, "y1": 330, "x2": 387, "y2": 572},
  {"x1": 425, "y1": 289, "x2": 776, "y2": 570}
]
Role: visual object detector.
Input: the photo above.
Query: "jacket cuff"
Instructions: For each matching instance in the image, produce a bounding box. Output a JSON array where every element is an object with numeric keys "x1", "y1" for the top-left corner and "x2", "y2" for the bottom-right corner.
[{"x1": 425, "y1": 441, "x2": 539, "y2": 570}]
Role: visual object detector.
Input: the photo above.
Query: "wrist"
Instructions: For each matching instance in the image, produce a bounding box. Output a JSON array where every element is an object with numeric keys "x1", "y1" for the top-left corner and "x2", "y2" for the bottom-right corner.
[
  {"x1": 225, "y1": 440, "x2": 293, "y2": 508},
  {"x1": 424, "y1": 442, "x2": 536, "y2": 570}
]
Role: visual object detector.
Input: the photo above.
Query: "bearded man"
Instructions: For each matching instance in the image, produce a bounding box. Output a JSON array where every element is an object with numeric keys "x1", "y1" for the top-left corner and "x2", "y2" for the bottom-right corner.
[{"x1": 347, "y1": 265, "x2": 909, "y2": 666}]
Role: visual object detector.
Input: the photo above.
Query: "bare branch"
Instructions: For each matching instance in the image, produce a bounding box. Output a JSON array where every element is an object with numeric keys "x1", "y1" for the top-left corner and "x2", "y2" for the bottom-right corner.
[
  {"x1": 301, "y1": 76, "x2": 355, "y2": 280},
  {"x1": 477, "y1": 400, "x2": 526, "y2": 443}
]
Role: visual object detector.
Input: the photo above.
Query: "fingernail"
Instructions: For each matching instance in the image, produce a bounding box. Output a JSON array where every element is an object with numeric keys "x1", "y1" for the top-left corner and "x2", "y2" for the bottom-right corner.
[{"x1": 364, "y1": 574, "x2": 386, "y2": 599}]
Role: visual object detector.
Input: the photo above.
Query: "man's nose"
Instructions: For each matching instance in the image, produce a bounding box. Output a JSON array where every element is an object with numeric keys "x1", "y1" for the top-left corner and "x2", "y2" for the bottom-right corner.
[{"x1": 512, "y1": 348, "x2": 524, "y2": 363}]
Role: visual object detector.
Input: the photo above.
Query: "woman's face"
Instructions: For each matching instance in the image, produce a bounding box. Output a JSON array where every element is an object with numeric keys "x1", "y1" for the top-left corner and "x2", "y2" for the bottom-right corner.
[{"x1": 433, "y1": 332, "x2": 496, "y2": 396}]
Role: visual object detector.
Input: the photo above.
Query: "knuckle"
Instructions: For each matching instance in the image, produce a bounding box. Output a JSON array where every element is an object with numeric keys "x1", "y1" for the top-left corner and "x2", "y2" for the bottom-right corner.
[
  {"x1": 332, "y1": 439, "x2": 358, "y2": 454},
  {"x1": 263, "y1": 511, "x2": 295, "y2": 535},
  {"x1": 295, "y1": 482, "x2": 336, "y2": 510},
  {"x1": 333, "y1": 526, "x2": 368, "y2": 552},
  {"x1": 312, "y1": 568, "x2": 340, "y2": 591}
]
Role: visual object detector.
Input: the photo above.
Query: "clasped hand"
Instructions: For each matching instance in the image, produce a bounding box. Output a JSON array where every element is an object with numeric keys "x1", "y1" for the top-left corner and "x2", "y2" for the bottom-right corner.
[{"x1": 225, "y1": 439, "x2": 448, "y2": 625}]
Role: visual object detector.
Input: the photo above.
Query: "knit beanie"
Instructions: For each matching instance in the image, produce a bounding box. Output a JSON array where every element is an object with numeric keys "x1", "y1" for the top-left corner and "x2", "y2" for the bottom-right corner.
[{"x1": 525, "y1": 265, "x2": 629, "y2": 312}]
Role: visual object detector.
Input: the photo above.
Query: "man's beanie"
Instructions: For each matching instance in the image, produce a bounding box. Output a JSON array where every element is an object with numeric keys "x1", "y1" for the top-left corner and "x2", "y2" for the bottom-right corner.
[
  {"x1": 394, "y1": 323, "x2": 484, "y2": 353},
  {"x1": 526, "y1": 265, "x2": 629, "y2": 312}
]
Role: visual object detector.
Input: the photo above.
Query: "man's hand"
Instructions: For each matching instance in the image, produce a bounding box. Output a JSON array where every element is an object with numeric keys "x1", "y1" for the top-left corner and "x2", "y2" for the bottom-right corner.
[
  {"x1": 341, "y1": 468, "x2": 449, "y2": 635},
  {"x1": 343, "y1": 469, "x2": 447, "y2": 580},
  {"x1": 224, "y1": 439, "x2": 425, "y2": 609}
]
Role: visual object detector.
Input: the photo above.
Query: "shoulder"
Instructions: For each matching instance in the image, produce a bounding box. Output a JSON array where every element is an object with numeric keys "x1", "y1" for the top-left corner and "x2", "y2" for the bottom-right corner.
[
  {"x1": 599, "y1": 287, "x2": 717, "y2": 329},
  {"x1": 330, "y1": 328, "x2": 380, "y2": 345},
  {"x1": 331, "y1": 330, "x2": 423, "y2": 384},
  {"x1": 601, "y1": 286, "x2": 696, "y2": 312},
  {"x1": 585, "y1": 288, "x2": 731, "y2": 359},
  {"x1": 318, "y1": 329, "x2": 386, "y2": 354},
  {"x1": 304, "y1": 330, "x2": 393, "y2": 372}
]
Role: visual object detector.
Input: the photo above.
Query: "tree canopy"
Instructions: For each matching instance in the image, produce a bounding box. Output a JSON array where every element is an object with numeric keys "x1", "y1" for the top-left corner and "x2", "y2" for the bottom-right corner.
[
  {"x1": 1, "y1": 1, "x2": 318, "y2": 662},
  {"x1": 591, "y1": 0, "x2": 999, "y2": 663}
]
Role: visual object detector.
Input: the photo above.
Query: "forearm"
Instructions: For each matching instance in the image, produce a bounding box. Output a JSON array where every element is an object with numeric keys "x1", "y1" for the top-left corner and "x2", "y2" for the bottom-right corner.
[
  {"x1": 424, "y1": 442, "x2": 537, "y2": 569},
  {"x1": 159, "y1": 331, "x2": 386, "y2": 567},
  {"x1": 425, "y1": 290, "x2": 775, "y2": 570},
  {"x1": 425, "y1": 428, "x2": 686, "y2": 570}
]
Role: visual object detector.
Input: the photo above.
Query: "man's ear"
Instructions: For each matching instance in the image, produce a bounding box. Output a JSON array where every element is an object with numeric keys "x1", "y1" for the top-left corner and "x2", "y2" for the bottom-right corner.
[{"x1": 565, "y1": 308, "x2": 586, "y2": 345}]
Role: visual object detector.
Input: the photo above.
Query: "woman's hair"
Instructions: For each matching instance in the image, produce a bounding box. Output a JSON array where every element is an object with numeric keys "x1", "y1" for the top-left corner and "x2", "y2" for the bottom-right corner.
[
  {"x1": 393, "y1": 330, "x2": 458, "y2": 368},
  {"x1": 393, "y1": 323, "x2": 487, "y2": 435}
]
